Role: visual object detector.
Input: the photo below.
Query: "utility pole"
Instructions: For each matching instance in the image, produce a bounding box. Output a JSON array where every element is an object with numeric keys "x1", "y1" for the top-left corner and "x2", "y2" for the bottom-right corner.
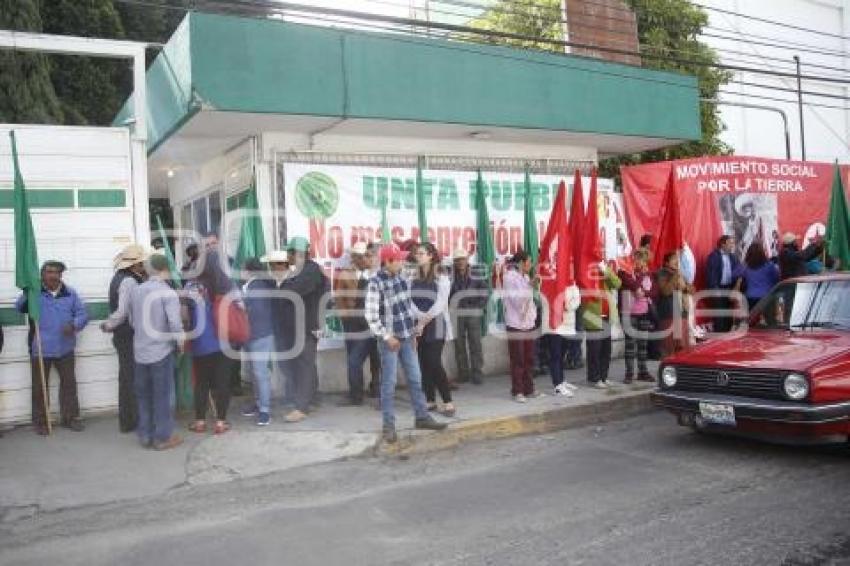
[{"x1": 794, "y1": 55, "x2": 806, "y2": 161}]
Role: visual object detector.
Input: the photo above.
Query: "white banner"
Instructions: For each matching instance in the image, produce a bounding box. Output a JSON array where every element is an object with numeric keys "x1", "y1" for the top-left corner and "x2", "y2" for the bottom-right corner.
[{"x1": 282, "y1": 163, "x2": 631, "y2": 263}]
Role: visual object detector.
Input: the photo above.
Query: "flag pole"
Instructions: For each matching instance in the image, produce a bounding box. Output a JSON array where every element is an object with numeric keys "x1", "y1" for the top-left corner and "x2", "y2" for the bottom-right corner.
[{"x1": 32, "y1": 317, "x2": 52, "y2": 435}]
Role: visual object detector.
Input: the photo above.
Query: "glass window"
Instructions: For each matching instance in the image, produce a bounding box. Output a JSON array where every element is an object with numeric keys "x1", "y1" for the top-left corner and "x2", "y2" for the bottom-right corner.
[
  {"x1": 751, "y1": 280, "x2": 850, "y2": 330},
  {"x1": 193, "y1": 196, "x2": 209, "y2": 236}
]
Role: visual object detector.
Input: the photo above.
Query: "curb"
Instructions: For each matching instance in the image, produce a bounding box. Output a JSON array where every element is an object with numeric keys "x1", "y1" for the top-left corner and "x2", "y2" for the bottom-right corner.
[{"x1": 378, "y1": 389, "x2": 656, "y2": 457}]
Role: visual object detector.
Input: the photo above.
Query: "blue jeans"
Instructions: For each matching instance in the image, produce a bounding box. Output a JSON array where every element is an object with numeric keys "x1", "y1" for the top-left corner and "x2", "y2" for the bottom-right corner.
[
  {"x1": 246, "y1": 334, "x2": 274, "y2": 413},
  {"x1": 547, "y1": 334, "x2": 568, "y2": 387},
  {"x1": 378, "y1": 337, "x2": 429, "y2": 429},
  {"x1": 135, "y1": 353, "x2": 175, "y2": 445},
  {"x1": 345, "y1": 336, "x2": 376, "y2": 402}
]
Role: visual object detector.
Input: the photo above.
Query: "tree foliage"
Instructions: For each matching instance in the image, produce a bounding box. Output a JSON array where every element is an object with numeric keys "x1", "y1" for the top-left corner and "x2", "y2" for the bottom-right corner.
[
  {"x1": 1, "y1": 1, "x2": 190, "y2": 126},
  {"x1": 599, "y1": 0, "x2": 732, "y2": 180},
  {"x1": 468, "y1": 0, "x2": 731, "y2": 182},
  {"x1": 0, "y1": 0, "x2": 65, "y2": 124},
  {"x1": 467, "y1": 0, "x2": 563, "y2": 51},
  {"x1": 41, "y1": 0, "x2": 127, "y2": 126}
]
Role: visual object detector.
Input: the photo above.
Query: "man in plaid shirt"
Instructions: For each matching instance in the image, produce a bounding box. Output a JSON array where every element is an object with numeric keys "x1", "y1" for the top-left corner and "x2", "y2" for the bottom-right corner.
[{"x1": 366, "y1": 243, "x2": 448, "y2": 443}]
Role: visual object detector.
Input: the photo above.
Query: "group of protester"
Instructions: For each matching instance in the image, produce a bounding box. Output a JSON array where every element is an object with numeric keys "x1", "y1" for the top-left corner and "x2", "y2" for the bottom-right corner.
[
  {"x1": 705, "y1": 230, "x2": 828, "y2": 332},
  {"x1": 15, "y1": 223, "x2": 829, "y2": 447}
]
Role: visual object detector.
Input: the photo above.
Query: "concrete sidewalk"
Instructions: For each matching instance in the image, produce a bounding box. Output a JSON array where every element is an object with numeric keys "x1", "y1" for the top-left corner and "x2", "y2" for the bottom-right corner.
[{"x1": 0, "y1": 362, "x2": 657, "y2": 518}]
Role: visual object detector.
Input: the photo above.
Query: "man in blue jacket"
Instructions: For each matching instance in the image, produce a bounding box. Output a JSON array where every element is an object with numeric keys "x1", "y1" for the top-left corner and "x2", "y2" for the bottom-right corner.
[{"x1": 16, "y1": 261, "x2": 88, "y2": 435}]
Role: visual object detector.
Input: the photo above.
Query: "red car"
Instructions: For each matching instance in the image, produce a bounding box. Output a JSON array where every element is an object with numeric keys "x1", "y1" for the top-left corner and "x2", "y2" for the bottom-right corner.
[{"x1": 651, "y1": 273, "x2": 850, "y2": 444}]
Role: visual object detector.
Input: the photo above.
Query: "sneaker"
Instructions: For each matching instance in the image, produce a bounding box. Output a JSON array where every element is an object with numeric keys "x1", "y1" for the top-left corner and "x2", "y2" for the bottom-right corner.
[
  {"x1": 241, "y1": 404, "x2": 259, "y2": 417},
  {"x1": 637, "y1": 373, "x2": 655, "y2": 382},
  {"x1": 554, "y1": 383, "x2": 574, "y2": 397},
  {"x1": 601, "y1": 379, "x2": 611, "y2": 387},
  {"x1": 256, "y1": 412, "x2": 271, "y2": 426},
  {"x1": 513, "y1": 394, "x2": 528, "y2": 403},
  {"x1": 414, "y1": 416, "x2": 448, "y2": 431},
  {"x1": 593, "y1": 381, "x2": 609, "y2": 389},
  {"x1": 154, "y1": 434, "x2": 184, "y2": 451},
  {"x1": 284, "y1": 410, "x2": 307, "y2": 423},
  {"x1": 382, "y1": 426, "x2": 398, "y2": 444},
  {"x1": 527, "y1": 391, "x2": 547, "y2": 399}
]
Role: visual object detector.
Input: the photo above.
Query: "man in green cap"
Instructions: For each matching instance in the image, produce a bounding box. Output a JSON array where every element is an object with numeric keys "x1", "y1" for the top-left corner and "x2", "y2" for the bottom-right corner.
[{"x1": 277, "y1": 236, "x2": 329, "y2": 423}]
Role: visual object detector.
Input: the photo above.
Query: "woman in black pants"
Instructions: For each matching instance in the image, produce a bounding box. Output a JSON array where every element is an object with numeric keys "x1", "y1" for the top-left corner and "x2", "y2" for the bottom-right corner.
[
  {"x1": 186, "y1": 250, "x2": 235, "y2": 435},
  {"x1": 411, "y1": 243, "x2": 456, "y2": 417}
]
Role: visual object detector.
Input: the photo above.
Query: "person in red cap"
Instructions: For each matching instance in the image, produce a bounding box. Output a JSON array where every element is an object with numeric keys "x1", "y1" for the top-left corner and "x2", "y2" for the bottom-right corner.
[{"x1": 365, "y1": 243, "x2": 448, "y2": 443}]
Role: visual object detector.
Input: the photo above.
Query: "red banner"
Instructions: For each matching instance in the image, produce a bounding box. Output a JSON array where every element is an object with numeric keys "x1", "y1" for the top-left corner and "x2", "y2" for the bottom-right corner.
[{"x1": 622, "y1": 157, "x2": 850, "y2": 288}]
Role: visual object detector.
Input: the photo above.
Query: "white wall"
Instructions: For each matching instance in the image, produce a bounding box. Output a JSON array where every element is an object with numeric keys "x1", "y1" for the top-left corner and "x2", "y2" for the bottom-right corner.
[
  {"x1": 0, "y1": 125, "x2": 135, "y2": 425},
  {"x1": 700, "y1": 0, "x2": 850, "y2": 162}
]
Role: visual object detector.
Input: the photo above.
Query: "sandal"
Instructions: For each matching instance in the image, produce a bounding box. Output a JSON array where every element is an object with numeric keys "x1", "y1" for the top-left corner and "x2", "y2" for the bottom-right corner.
[
  {"x1": 188, "y1": 420, "x2": 206, "y2": 433},
  {"x1": 214, "y1": 421, "x2": 231, "y2": 435}
]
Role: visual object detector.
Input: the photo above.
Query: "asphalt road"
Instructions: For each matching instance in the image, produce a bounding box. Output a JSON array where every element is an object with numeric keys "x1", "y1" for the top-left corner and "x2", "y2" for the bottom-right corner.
[{"x1": 3, "y1": 412, "x2": 849, "y2": 566}]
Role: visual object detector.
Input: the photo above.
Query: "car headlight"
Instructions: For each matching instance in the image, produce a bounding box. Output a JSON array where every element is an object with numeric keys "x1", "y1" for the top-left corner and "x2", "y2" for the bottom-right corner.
[
  {"x1": 661, "y1": 366, "x2": 677, "y2": 387},
  {"x1": 783, "y1": 373, "x2": 809, "y2": 400}
]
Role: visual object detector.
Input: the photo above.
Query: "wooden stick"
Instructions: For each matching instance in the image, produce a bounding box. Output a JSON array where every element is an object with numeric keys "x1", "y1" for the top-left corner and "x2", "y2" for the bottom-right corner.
[{"x1": 32, "y1": 319, "x2": 52, "y2": 435}]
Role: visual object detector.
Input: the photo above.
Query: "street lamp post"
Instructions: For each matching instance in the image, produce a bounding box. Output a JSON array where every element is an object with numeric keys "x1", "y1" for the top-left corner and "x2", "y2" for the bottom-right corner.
[
  {"x1": 794, "y1": 55, "x2": 806, "y2": 161},
  {"x1": 701, "y1": 98, "x2": 792, "y2": 160}
]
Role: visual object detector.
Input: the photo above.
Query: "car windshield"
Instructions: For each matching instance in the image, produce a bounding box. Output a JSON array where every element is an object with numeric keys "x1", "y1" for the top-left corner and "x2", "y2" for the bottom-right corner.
[{"x1": 749, "y1": 279, "x2": 850, "y2": 331}]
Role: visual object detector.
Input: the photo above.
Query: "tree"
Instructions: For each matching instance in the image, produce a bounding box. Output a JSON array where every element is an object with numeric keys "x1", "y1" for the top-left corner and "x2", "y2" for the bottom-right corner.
[
  {"x1": 599, "y1": 0, "x2": 732, "y2": 180},
  {"x1": 468, "y1": 0, "x2": 731, "y2": 182},
  {"x1": 0, "y1": 0, "x2": 65, "y2": 124},
  {"x1": 467, "y1": 0, "x2": 563, "y2": 51},
  {"x1": 40, "y1": 1, "x2": 129, "y2": 126}
]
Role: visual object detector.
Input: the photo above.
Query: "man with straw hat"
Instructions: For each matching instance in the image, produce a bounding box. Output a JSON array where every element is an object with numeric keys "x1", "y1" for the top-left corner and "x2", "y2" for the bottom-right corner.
[
  {"x1": 449, "y1": 247, "x2": 488, "y2": 385},
  {"x1": 101, "y1": 244, "x2": 149, "y2": 433}
]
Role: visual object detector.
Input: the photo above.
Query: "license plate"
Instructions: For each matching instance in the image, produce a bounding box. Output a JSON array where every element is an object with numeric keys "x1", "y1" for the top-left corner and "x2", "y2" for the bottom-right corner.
[{"x1": 699, "y1": 402, "x2": 736, "y2": 426}]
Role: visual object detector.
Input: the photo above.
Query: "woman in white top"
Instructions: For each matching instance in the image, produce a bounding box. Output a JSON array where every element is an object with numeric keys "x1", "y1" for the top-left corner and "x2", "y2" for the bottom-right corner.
[{"x1": 542, "y1": 284, "x2": 581, "y2": 397}]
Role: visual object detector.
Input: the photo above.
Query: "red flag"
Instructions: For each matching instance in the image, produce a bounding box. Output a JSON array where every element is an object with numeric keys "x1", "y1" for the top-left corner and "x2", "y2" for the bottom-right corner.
[
  {"x1": 540, "y1": 181, "x2": 572, "y2": 328},
  {"x1": 651, "y1": 168, "x2": 684, "y2": 271},
  {"x1": 577, "y1": 168, "x2": 603, "y2": 291},
  {"x1": 568, "y1": 169, "x2": 585, "y2": 285}
]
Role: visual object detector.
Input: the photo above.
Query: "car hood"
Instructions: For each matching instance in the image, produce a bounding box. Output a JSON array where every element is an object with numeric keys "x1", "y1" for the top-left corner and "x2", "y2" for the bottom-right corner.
[{"x1": 665, "y1": 330, "x2": 850, "y2": 372}]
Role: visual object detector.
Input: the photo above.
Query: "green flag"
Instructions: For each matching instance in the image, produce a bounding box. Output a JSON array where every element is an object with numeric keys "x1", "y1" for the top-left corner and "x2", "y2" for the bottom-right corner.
[
  {"x1": 826, "y1": 162, "x2": 850, "y2": 271},
  {"x1": 475, "y1": 170, "x2": 496, "y2": 335},
  {"x1": 522, "y1": 166, "x2": 538, "y2": 265},
  {"x1": 475, "y1": 169, "x2": 494, "y2": 267},
  {"x1": 155, "y1": 215, "x2": 182, "y2": 287},
  {"x1": 416, "y1": 156, "x2": 429, "y2": 243},
  {"x1": 11, "y1": 131, "x2": 41, "y2": 322},
  {"x1": 380, "y1": 197, "x2": 391, "y2": 243},
  {"x1": 234, "y1": 183, "x2": 266, "y2": 272}
]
